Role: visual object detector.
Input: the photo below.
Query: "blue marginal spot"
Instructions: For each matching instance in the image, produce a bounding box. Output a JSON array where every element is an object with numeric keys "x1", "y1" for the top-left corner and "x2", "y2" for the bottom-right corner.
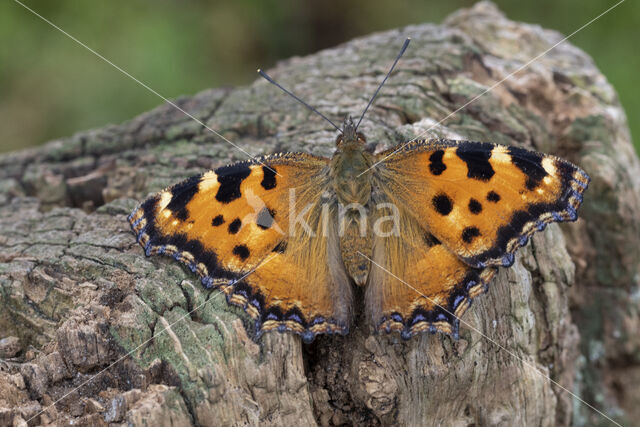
[
  {"x1": 518, "y1": 235, "x2": 528, "y2": 247},
  {"x1": 266, "y1": 312, "x2": 279, "y2": 321},
  {"x1": 536, "y1": 220, "x2": 546, "y2": 231},
  {"x1": 429, "y1": 324, "x2": 437, "y2": 334},
  {"x1": 391, "y1": 313, "x2": 403, "y2": 323},
  {"x1": 572, "y1": 190, "x2": 584, "y2": 203},
  {"x1": 411, "y1": 313, "x2": 426, "y2": 326},
  {"x1": 234, "y1": 289, "x2": 248, "y2": 298},
  {"x1": 465, "y1": 280, "x2": 477, "y2": 291},
  {"x1": 501, "y1": 253, "x2": 514, "y2": 267},
  {"x1": 144, "y1": 242, "x2": 152, "y2": 256},
  {"x1": 201, "y1": 276, "x2": 213, "y2": 288},
  {"x1": 401, "y1": 329, "x2": 411, "y2": 340},
  {"x1": 277, "y1": 323, "x2": 286, "y2": 332},
  {"x1": 311, "y1": 316, "x2": 325, "y2": 326},
  {"x1": 131, "y1": 216, "x2": 143, "y2": 229},
  {"x1": 287, "y1": 312, "x2": 302, "y2": 323},
  {"x1": 552, "y1": 212, "x2": 563, "y2": 222},
  {"x1": 574, "y1": 176, "x2": 588, "y2": 189},
  {"x1": 302, "y1": 331, "x2": 315, "y2": 343},
  {"x1": 452, "y1": 294, "x2": 465, "y2": 310},
  {"x1": 250, "y1": 298, "x2": 261, "y2": 310},
  {"x1": 565, "y1": 205, "x2": 577, "y2": 220}
]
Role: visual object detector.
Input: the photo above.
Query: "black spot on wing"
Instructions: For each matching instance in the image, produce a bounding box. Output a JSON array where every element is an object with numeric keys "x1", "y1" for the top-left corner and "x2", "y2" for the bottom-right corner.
[
  {"x1": 424, "y1": 233, "x2": 441, "y2": 247},
  {"x1": 468, "y1": 198, "x2": 482, "y2": 214},
  {"x1": 462, "y1": 227, "x2": 481, "y2": 243},
  {"x1": 428, "y1": 150, "x2": 446, "y2": 175},
  {"x1": 233, "y1": 244, "x2": 250, "y2": 260},
  {"x1": 140, "y1": 195, "x2": 160, "y2": 215},
  {"x1": 228, "y1": 218, "x2": 242, "y2": 234},
  {"x1": 166, "y1": 174, "x2": 202, "y2": 221},
  {"x1": 487, "y1": 191, "x2": 501, "y2": 202},
  {"x1": 456, "y1": 142, "x2": 495, "y2": 181},
  {"x1": 215, "y1": 163, "x2": 252, "y2": 203},
  {"x1": 432, "y1": 194, "x2": 453, "y2": 216},
  {"x1": 211, "y1": 215, "x2": 224, "y2": 226},
  {"x1": 272, "y1": 240, "x2": 287, "y2": 253},
  {"x1": 507, "y1": 146, "x2": 547, "y2": 190},
  {"x1": 256, "y1": 207, "x2": 275, "y2": 230},
  {"x1": 261, "y1": 166, "x2": 277, "y2": 190}
]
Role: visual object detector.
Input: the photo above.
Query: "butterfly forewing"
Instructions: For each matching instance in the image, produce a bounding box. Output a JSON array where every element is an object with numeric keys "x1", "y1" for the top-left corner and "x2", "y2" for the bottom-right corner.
[
  {"x1": 129, "y1": 152, "x2": 352, "y2": 342},
  {"x1": 374, "y1": 140, "x2": 589, "y2": 269}
]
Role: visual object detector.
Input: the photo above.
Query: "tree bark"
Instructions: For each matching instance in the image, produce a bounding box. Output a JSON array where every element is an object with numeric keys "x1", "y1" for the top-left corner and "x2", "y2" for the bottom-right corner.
[{"x1": 1, "y1": 2, "x2": 638, "y2": 426}]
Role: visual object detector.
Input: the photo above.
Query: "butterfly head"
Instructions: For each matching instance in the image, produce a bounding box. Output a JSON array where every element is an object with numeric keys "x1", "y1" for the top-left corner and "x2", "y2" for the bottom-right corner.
[{"x1": 336, "y1": 116, "x2": 366, "y2": 147}]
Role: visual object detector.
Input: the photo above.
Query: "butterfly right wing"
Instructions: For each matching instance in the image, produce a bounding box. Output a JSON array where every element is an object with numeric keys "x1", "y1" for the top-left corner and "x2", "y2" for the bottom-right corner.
[
  {"x1": 373, "y1": 140, "x2": 589, "y2": 268},
  {"x1": 365, "y1": 139, "x2": 588, "y2": 338},
  {"x1": 129, "y1": 153, "x2": 352, "y2": 342}
]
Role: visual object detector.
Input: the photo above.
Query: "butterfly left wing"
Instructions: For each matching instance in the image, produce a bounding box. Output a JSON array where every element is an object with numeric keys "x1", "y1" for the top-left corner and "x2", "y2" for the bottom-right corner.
[{"x1": 129, "y1": 153, "x2": 352, "y2": 342}]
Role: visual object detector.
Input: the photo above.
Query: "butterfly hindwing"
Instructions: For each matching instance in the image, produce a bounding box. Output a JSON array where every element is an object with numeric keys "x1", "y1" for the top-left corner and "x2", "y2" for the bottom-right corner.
[
  {"x1": 366, "y1": 197, "x2": 497, "y2": 338},
  {"x1": 129, "y1": 153, "x2": 352, "y2": 342},
  {"x1": 374, "y1": 140, "x2": 589, "y2": 269}
]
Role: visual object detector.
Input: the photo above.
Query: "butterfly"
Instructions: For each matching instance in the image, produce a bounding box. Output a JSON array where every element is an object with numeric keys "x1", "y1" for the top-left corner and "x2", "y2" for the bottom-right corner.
[{"x1": 128, "y1": 39, "x2": 589, "y2": 343}]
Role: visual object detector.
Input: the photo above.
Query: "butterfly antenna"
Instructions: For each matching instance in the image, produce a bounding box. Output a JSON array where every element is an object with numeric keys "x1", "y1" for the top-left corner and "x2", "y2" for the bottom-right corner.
[
  {"x1": 257, "y1": 69, "x2": 343, "y2": 133},
  {"x1": 355, "y1": 37, "x2": 411, "y2": 130}
]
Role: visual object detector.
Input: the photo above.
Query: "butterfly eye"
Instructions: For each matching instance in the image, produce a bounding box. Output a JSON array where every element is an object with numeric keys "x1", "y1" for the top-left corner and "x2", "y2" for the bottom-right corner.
[{"x1": 357, "y1": 132, "x2": 367, "y2": 143}]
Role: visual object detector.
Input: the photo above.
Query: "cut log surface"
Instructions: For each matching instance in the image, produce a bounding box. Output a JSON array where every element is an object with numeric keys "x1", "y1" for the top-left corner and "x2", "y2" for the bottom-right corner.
[{"x1": 1, "y1": 2, "x2": 638, "y2": 426}]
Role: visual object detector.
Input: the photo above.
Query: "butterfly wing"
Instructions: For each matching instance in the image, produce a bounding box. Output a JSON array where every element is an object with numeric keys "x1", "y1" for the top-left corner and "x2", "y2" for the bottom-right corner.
[
  {"x1": 365, "y1": 199, "x2": 496, "y2": 338},
  {"x1": 129, "y1": 153, "x2": 352, "y2": 342},
  {"x1": 366, "y1": 139, "x2": 588, "y2": 337},
  {"x1": 375, "y1": 140, "x2": 589, "y2": 268}
]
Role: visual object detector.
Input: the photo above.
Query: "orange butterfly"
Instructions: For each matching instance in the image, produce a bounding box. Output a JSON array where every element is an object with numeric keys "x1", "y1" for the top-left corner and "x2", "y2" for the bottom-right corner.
[{"x1": 129, "y1": 39, "x2": 588, "y2": 343}]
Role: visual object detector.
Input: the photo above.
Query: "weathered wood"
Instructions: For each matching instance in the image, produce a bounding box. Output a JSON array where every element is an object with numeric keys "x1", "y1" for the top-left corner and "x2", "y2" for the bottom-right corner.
[{"x1": 1, "y1": 2, "x2": 638, "y2": 425}]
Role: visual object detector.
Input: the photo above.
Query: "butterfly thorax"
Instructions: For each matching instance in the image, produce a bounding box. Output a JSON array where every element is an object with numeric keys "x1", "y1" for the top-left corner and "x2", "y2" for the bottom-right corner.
[{"x1": 330, "y1": 120, "x2": 374, "y2": 286}]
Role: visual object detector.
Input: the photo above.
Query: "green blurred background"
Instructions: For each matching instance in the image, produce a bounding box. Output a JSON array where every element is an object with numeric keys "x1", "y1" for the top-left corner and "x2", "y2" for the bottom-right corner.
[{"x1": 0, "y1": 0, "x2": 637, "y2": 154}]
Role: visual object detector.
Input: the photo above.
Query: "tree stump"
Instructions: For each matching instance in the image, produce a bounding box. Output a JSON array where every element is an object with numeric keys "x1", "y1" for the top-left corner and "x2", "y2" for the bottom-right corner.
[{"x1": 1, "y1": 2, "x2": 638, "y2": 426}]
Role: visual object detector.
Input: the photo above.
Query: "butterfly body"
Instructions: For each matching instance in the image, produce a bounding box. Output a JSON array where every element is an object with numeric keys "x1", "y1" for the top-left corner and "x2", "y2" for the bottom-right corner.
[{"x1": 330, "y1": 118, "x2": 375, "y2": 285}]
